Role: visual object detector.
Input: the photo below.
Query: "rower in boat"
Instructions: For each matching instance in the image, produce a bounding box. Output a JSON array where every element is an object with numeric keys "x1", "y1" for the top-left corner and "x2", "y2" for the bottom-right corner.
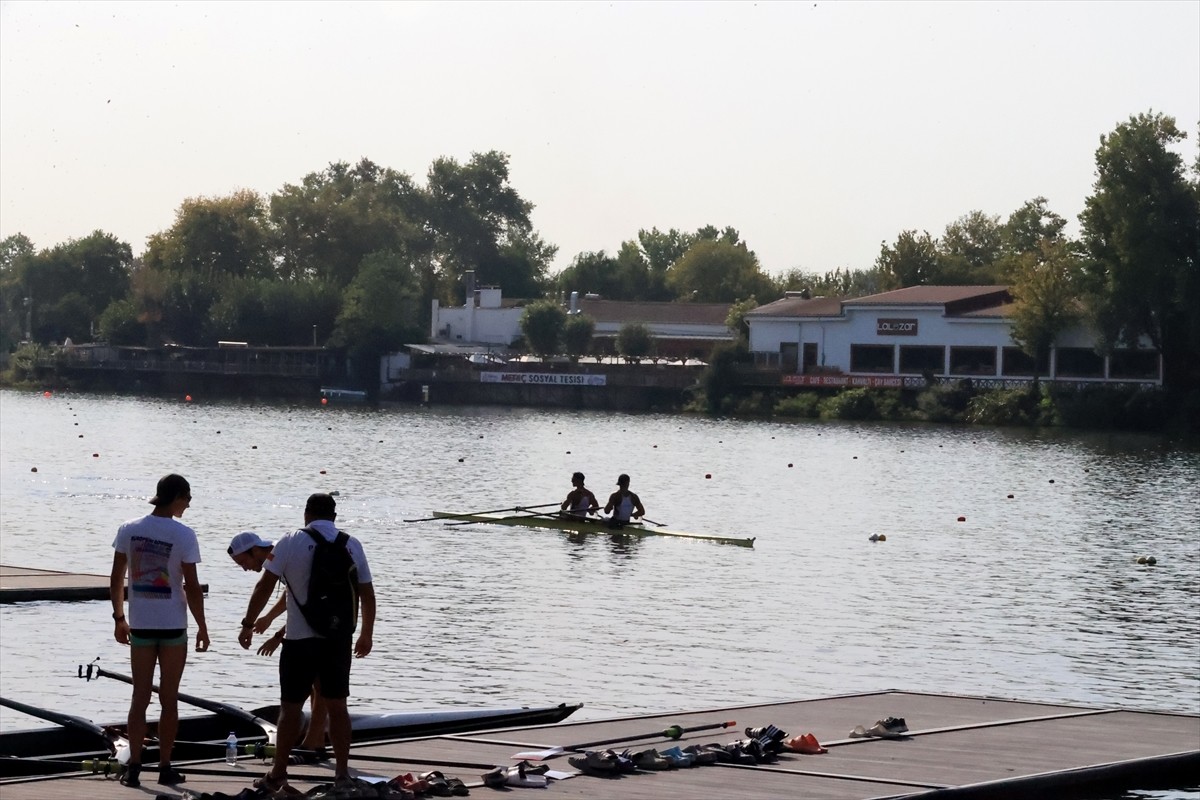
[
  {"x1": 560, "y1": 472, "x2": 600, "y2": 519},
  {"x1": 603, "y1": 474, "x2": 645, "y2": 528}
]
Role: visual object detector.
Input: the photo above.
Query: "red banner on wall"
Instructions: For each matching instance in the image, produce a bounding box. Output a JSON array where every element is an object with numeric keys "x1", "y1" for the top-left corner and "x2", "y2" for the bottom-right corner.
[{"x1": 781, "y1": 374, "x2": 905, "y2": 388}]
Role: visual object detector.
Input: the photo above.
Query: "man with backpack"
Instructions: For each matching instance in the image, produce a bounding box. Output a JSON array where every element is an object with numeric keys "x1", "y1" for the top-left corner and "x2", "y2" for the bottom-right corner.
[{"x1": 237, "y1": 493, "x2": 375, "y2": 796}]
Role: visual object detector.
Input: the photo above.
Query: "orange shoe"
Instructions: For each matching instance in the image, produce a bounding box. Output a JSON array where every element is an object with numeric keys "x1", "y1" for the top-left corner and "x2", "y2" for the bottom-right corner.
[
  {"x1": 801, "y1": 733, "x2": 828, "y2": 754},
  {"x1": 785, "y1": 733, "x2": 828, "y2": 754}
]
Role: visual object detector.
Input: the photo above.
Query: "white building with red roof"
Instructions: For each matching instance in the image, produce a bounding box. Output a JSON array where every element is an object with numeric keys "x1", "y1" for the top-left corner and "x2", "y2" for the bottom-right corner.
[{"x1": 746, "y1": 286, "x2": 1161, "y2": 387}]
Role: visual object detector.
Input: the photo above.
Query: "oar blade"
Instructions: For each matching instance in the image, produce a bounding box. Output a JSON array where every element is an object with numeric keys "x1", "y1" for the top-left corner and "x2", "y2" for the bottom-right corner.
[{"x1": 510, "y1": 746, "x2": 564, "y2": 761}]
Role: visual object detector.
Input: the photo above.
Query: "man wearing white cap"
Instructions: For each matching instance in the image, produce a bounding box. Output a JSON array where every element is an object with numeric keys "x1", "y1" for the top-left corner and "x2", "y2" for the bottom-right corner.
[
  {"x1": 228, "y1": 531, "x2": 274, "y2": 573},
  {"x1": 228, "y1": 531, "x2": 330, "y2": 761}
]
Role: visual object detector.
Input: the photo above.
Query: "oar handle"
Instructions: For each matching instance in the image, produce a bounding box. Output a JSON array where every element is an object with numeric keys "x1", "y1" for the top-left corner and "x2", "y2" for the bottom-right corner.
[{"x1": 568, "y1": 719, "x2": 736, "y2": 751}]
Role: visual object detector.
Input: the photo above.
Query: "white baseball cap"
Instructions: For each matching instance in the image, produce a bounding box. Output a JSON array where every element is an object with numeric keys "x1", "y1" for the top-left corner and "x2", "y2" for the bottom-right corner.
[{"x1": 228, "y1": 531, "x2": 273, "y2": 557}]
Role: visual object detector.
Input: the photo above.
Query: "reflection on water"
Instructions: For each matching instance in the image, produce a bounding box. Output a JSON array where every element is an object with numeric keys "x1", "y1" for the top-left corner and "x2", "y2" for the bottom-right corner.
[{"x1": 0, "y1": 391, "x2": 1197, "y2": 742}]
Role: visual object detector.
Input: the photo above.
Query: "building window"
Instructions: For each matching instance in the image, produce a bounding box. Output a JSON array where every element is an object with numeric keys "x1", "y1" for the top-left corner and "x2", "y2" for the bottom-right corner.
[
  {"x1": 850, "y1": 344, "x2": 894, "y2": 373},
  {"x1": 1056, "y1": 347, "x2": 1104, "y2": 378},
  {"x1": 1002, "y1": 347, "x2": 1046, "y2": 376},
  {"x1": 898, "y1": 346, "x2": 944, "y2": 375},
  {"x1": 949, "y1": 346, "x2": 997, "y2": 376},
  {"x1": 1109, "y1": 349, "x2": 1159, "y2": 380}
]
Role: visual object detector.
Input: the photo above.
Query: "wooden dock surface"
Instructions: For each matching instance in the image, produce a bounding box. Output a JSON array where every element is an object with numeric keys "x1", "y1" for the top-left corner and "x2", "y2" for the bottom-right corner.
[
  {"x1": 0, "y1": 565, "x2": 206, "y2": 603},
  {"x1": 0, "y1": 690, "x2": 1195, "y2": 799}
]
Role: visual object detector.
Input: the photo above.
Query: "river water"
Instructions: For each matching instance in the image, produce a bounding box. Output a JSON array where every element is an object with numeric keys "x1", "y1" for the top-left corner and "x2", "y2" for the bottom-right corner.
[{"x1": 1, "y1": 389, "x2": 1197, "y2": 794}]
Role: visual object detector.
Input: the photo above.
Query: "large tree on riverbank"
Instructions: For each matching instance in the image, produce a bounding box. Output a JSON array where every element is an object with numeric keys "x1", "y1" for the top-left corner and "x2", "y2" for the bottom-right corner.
[{"x1": 1079, "y1": 112, "x2": 1200, "y2": 391}]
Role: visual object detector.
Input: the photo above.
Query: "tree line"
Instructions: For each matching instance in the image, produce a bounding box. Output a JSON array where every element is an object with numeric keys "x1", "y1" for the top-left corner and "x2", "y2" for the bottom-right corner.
[{"x1": 1, "y1": 111, "x2": 1197, "y2": 391}]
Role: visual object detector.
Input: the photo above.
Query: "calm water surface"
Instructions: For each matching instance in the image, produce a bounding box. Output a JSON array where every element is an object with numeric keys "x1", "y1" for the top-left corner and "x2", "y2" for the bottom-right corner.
[{"x1": 1, "y1": 390, "x2": 1197, "y2": 788}]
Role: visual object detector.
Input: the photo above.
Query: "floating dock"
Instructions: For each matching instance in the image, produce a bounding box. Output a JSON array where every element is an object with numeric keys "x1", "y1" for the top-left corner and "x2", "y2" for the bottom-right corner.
[
  {"x1": 0, "y1": 565, "x2": 207, "y2": 604},
  {"x1": 0, "y1": 691, "x2": 1195, "y2": 799}
]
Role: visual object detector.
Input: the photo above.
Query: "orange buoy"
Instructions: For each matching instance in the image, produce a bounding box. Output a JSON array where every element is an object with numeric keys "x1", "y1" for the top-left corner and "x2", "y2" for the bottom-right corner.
[
  {"x1": 43, "y1": 391, "x2": 51, "y2": 398},
  {"x1": 185, "y1": 395, "x2": 192, "y2": 402},
  {"x1": 321, "y1": 397, "x2": 328, "y2": 405}
]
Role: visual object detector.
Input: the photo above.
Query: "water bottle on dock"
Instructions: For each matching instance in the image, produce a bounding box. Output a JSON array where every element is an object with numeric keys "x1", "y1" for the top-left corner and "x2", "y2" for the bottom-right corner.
[{"x1": 225, "y1": 732, "x2": 238, "y2": 765}]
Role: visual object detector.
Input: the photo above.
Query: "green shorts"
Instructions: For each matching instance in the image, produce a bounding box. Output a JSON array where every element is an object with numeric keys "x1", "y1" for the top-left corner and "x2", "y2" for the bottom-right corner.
[{"x1": 130, "y1": 628, "x2": 187, "y2": 647}]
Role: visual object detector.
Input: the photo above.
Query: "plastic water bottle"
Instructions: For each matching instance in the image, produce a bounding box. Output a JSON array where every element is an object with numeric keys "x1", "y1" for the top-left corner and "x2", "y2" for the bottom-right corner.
[{"x1": 225, "y1": 732, "x2": 238, "y2": 765}]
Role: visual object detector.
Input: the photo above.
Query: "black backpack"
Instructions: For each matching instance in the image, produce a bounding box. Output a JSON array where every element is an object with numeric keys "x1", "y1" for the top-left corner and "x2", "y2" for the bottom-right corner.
[{"x1": 288, "y1": 526, "x2": 358, "y2": 638}]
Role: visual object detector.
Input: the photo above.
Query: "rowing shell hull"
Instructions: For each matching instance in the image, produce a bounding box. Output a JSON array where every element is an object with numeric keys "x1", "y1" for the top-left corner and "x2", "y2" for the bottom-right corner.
[
  {"x1": 0, "y1": 702, "x2": 581, "y2": 779},
  {"x1": 432, "y1": 511, "x2": 755, "y2": 547}
]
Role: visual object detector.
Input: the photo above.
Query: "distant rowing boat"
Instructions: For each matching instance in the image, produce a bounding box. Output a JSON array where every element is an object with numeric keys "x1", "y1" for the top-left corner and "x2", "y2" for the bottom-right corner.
[{"x1": 432, "y1": 511, "x2": 755, "y2": 547}]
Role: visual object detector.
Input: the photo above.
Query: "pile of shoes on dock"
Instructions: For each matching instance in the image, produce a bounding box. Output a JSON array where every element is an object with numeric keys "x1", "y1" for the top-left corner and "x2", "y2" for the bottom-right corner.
[{"x1": 565, "y1": 723, "x2": 828, "y2": 777}]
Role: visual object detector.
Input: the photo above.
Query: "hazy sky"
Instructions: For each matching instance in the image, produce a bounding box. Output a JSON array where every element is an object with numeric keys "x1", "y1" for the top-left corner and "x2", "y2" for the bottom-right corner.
[{"x1": 2, "y1": 1, "x2": 1197, "y2": 278}]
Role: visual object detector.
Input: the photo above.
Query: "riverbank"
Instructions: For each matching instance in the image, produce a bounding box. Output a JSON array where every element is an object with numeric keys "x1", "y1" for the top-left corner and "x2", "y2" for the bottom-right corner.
[{"x1": 3, "y1": 350, "x2": 1196, "y2": 434}]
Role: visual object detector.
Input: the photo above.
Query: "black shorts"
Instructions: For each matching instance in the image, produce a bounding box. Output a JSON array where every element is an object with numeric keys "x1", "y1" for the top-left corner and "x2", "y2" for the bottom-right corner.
[{"x1": 279, "y1": 637, "x2": 352, "y2": 703}]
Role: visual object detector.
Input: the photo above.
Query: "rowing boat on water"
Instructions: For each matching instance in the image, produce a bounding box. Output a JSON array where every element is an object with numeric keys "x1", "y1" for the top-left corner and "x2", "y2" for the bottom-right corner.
[
  {"x1": 432, "y1": 511, "x2": 755, "y2": 547},
  {"x1": 0, "y1": 702, "x2": 582, "y2": 779}
]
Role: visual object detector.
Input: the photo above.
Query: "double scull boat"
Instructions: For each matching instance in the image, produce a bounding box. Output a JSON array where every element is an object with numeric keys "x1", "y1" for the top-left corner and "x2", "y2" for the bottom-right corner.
[{"x1": 431, "y1": 511, "x2": 755, "y2": 547}]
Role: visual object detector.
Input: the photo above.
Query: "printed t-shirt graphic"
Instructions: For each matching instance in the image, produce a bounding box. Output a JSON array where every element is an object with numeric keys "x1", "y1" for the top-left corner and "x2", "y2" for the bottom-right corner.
[{"x1": 130, "y1": 536, "x2": 174, "y2": 597}]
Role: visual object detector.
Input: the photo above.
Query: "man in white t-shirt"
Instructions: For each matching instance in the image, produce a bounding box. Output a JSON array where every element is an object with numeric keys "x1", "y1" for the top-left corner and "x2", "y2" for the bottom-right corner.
[
  {"x1": 110, "y1": 473, "x2": 210, "y2": 789},
  {"x1": 238, "y1": 493, "x2": 375, "y2": 795}
]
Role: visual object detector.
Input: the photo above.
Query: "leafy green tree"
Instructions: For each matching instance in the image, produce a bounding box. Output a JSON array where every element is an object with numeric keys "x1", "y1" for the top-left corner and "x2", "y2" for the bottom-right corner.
[
  {"x1": 555, "y1": 251, "x2": 621, "y2": 298},
  {"x1": 1079, "y1": 111, "x2": 1200, "y2": 390},
  {"x1": 426, "y1": 151, "x2": 549, "y2": 298},
  {"x1": 38, "y1": 292, "x2": 93, "y2": 343},
  {"x1": 562, "y1": 314, "x2": 595, "y2": 362},
  {"x1": 270, "y1": 159, "x2": 425, "y2": 288},
  {"x1": 875, "y1": 230, "x2": 939, "y2": 288},
  {"x1": 938, "y1": 211, "x2": 1004, "y2": 283},
  {"x1": 1008, "y1": 239, "x2": 1083, "y2": 375},
  {"x1": 1002, "y1": 197, "x2": 1067, "y2": 257},
  {"x1": 97, "y1": 298, "x2": 144, "y2": 345},
  {"x1": 777, "y1": 266, "x2": 883, "y2": 297},
  {"x1": 144, "y1": 190, "x2": 273, "y2": 282},
  {"x1": 3, "y1": 231, "x2": 132, "y2": 344},
  {"x1": 616, "y1": 322, "x2": 653, "y2": 362},
  {"x1": 519, "y1": 299, "x2": 566, "y2": 357},
  {"x1": 332, "y1": 250, "x2": 426, "y2": 387},
  {"x1": 637, "y1": 228, "x2": 693, "y2": 300},
  {"x1": 726, "y1": 297, "x2": 759, "y2": 343},
  {"x1": 0, "y1": 233, "x2": 36, "y2": 347},
  {"x1": 667, "y1": 239, "x2": 774, "y2": 302}
]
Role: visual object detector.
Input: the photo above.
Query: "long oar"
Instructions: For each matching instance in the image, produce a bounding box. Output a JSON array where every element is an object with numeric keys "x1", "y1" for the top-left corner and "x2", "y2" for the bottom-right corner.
[
  {"x1": 0, "y1": 696, "x2": 122, "y2": 757},
  {"x1": 639, "y1": 517, "x2": 667, "y2": 527},
  {"x1": 442, "y1": 506, "x2": 572, "y2": 526},
  {"x1": 404, "y1": 502, "x2": 560, "y2": 523},
  {"x1": 80, "y1": 661, "x2": 278, "y2": 744},
  {"x1": 246, "y1": 742, "x2": 497, "y2": 770},
  {"x1": 512, "y1": 719, "x2": 737, "y2": 761}
]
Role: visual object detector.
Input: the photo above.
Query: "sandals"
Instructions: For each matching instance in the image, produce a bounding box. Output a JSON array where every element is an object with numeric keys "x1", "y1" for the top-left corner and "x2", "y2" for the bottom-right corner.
[
  {"x1": 253, "y1": 772, "x2": 302, "y2": 796},
  {"x1": 288, "y1": 747, "x2": 330, "y2": 765},
  {"x1": 119, "y1": 762, "x2": 141, "y2": 787},
  {"x1": 418, "y1": 770, "x2": 470, "y2": 797},
  {"x1": 158, "y1": 764, "x2": 187, "y2": 785}
]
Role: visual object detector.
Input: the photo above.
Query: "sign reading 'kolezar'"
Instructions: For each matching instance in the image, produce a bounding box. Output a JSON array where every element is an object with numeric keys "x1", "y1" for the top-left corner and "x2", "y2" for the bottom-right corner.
[
  {"x1": 877, "y1": 318, "x2": 918, "y2": 336},
  {"x1": 481, "y1": 372, "x2": 607, "y2": 386}
]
